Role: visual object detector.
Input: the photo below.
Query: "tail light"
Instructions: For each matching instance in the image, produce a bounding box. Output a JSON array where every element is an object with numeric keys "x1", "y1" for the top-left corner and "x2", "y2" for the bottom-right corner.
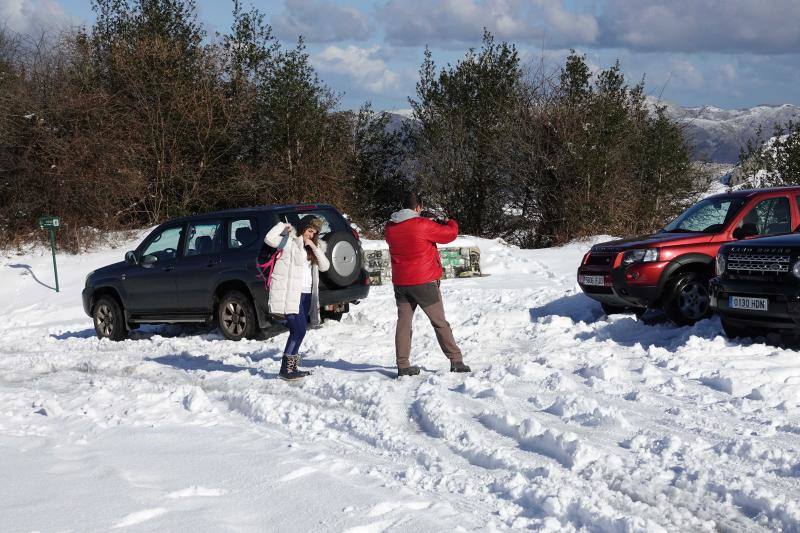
[
  {"x1": 581, "y1": 252, "x2": 591, "y2": 265},
  {"x1": 351, "y1": 228, "x2": 361, "y2": 241}
]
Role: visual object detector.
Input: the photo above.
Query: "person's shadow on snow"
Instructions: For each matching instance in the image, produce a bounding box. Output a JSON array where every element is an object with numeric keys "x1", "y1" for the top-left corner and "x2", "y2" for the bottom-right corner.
[
  {"x1": 149, "y1": 351, "x2": 280, "y2": 379},
  {"x1": 151, "y1": 350, "x2": 398, "y2": 379},
  {"x1": 251, "y1": 350, "x2": 398, "y2": 379}
]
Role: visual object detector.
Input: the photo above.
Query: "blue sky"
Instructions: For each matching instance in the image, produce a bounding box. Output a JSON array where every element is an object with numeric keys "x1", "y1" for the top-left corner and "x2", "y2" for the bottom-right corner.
[{"x1": 5, "y1": 0, "x2": 800, "y2": 111}]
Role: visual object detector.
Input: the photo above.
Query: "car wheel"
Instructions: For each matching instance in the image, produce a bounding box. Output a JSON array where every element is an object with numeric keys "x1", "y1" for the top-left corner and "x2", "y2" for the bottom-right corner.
[
  {"x1": 93, "y1": 295, "x2": 128, "y2": 341},
  {"x1": 664, "y1": 272, "x2": 711, "y2": 326},
  {"x1": 218, "y1": 290, "x2": 257, "y2": 341},
  {"x1": 322, "y1": 231, "x2": 361, "y2": 287}
]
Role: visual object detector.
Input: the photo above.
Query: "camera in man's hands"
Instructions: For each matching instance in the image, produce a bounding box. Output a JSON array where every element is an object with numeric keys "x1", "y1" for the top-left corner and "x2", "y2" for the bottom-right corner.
[{"x1": 420, "y1": 209, "x2": 449, "y2": 225}]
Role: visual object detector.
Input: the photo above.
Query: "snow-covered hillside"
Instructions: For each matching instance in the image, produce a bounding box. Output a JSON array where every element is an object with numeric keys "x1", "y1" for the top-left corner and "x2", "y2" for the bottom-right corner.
[
  {"x1": 2, "y1": 235, "x2": 800, "y2": 531},
  {"x1": 648, "y1": 98, "x2": 800, "y2": 164}
]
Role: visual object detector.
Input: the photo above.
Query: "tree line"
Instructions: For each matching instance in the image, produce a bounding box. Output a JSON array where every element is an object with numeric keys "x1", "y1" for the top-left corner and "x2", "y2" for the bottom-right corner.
[{"x1": 2, "y1": 0, "x2": 707, "y2": 251}]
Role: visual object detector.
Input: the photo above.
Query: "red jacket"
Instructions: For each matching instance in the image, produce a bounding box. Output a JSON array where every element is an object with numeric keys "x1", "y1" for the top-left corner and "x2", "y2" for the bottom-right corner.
[{"x1": 385, "y1": 213, "x2": 459, "y2": 286}]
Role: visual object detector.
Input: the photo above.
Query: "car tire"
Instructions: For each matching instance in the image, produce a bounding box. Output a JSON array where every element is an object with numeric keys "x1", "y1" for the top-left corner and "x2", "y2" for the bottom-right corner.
[
  {"x1": 93, "y1": 295, "x2": 128, "y2": 341},
  {"x1": 664, "y1": 272, "x2": 711, "y2": 326},
  {"x1": 218, "y1": 290, "x2": 257, "y2": 341},
  {"x1": 322, "y1": 231, "x2": 361, "y2": 287}
]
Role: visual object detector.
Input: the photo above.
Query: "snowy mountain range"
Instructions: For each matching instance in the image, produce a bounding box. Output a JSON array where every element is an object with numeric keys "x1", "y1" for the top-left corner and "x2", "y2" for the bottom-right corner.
[
  {"x1": 386, "y1": 101, "x2": 800, "y2": 164},
  {"x1": 650, "y1": 99, "x2": 800, "y2": 163}
]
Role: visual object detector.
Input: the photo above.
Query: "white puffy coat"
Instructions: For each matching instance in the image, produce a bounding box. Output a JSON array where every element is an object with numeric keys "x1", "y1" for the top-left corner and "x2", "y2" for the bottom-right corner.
[{"x1": 264, "y1": 222, "x2": 330, "y2": 324}]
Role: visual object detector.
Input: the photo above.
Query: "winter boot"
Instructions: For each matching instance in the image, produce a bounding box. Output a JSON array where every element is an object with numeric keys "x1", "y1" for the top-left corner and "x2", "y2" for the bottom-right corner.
[
  {"x1": 291, "y1": 355, "x2": 311, "y2": 378},
  {"x1": 396, "y1": 365, "x2": 421, "y2": 378},
  {"x1": 450, "y1": 361, "x2": 471, "y2": 373},
  {"x1": 279, "y1": 355, "x2": 310, "y2": 380}
]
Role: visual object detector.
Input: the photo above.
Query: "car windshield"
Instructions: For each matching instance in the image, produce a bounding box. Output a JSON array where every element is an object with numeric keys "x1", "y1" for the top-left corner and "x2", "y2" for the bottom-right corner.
[{"x1": 662, "y1": 197, "x2": 746, "y2": 233}]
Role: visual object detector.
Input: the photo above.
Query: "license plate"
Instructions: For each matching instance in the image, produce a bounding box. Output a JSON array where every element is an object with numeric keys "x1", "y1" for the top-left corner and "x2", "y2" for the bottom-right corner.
[
  {"x1": 729, "y1": 296, "x2": 768, "y2": 311},
  {"x1": 581, "y1": 275, "x2": 607, "y2": 286}
]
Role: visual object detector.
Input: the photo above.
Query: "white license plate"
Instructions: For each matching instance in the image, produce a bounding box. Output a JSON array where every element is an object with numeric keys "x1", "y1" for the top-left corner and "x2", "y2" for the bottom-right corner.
[
  {"x1": 729, "y1": 296, "x2": 768, "y2": 311},
  {"x1": 581, "y1": 275, "x2": 607, "y2": 286}
]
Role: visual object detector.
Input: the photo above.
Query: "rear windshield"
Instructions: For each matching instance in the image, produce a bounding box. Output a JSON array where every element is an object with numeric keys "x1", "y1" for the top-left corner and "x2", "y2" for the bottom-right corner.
[
  {"x1": 662, "y1": 197, "x2": 746, "y2": 233},
  {"x1": 278, "y1": 208, "x2": 349, "y2": 235}
]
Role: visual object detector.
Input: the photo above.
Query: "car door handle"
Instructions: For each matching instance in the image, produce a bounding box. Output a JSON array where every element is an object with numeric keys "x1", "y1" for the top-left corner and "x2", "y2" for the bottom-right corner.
[
  {"x1": 163, "y1": 266, "x2": 174, "y2": 272},
  {"x1": 206, "y1": 258, "x2": 222, "y2": 267}
]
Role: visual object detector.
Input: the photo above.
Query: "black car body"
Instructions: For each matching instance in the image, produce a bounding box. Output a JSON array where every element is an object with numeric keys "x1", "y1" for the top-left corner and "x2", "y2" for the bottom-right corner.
[
  {"x1": 711, "y1": 234, "x2": 800, "y2": 337},
  {"x1": 83, "y1": 204, "x2": 369, "y2": 340}
]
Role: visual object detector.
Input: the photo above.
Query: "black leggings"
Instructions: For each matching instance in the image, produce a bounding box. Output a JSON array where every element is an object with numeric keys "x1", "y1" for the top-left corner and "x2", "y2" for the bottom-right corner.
[{"x1": 283, "y1": 293, "x2": 311, "y2": 355}]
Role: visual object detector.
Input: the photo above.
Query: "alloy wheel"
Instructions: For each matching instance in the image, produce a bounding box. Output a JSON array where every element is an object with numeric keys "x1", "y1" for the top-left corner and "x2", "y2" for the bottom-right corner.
[
  {"x1": 222, "y1": 301, "x2": 246, "y2": 336},
  {"x1": 96, "y1": 304, "x2": 115, "y2": 337},
  {"x1": 678, "y1": 281, "x2": 709, "y2": 321}
]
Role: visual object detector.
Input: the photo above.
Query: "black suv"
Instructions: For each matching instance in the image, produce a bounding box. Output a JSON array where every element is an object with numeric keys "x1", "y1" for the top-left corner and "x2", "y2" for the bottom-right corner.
[
  {"x1": 711, "y1": 234, "x2": 800, "y2": 338},
  {"x1": 83, "y1": 204, "x2": 369, "y2": 341}
]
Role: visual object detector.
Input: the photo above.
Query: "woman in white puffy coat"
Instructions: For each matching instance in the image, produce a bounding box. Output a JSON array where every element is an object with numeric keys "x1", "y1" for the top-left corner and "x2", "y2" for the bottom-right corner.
[{"x1": 264, "y1": 216, "x2": 330, "y2": 380}]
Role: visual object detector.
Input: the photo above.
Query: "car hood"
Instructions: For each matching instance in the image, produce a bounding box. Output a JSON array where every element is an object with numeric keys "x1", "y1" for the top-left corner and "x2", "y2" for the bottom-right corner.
[
  {"x1": 591, "y1": 232, "x2": 714, "y2": 253},
  {"x1": 720, "y1": 233, "x2": 800, "y2": 252},
  {"x1": 89, "y1": 261, "x2": 127, "y2": 282}
]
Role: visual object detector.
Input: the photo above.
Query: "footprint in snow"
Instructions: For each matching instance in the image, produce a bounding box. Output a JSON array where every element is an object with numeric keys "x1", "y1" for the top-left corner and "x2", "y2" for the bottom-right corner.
[
  {"x1": 112, "y1": 508, "x2": 168, "y2": 529},
  {"x1": 166, "y1": 486, "x2": 226, "y2": 499},
  {"x1": 278, "y1": 465, "x2": 317, "y2": 482},
  {"x1": 368, "y1": 500, "x2": 431, "y2": 517}
]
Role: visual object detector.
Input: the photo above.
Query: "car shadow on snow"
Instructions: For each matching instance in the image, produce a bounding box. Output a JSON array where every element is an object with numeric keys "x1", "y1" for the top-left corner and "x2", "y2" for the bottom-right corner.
[
  {"x1": 51, "y1": 328, "x2": 96, "y2": 340},
  {"x1": 574, "y1": 315, "x2": 723, "y2": 351},
  {"x1": 528, "y1": 292, "x2": 605, "y2": 323}
]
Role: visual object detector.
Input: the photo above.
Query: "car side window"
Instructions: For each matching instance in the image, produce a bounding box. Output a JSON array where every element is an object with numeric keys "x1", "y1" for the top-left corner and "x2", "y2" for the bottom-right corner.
[
  {"x1": 141, "y1": 226, "x2": 183, "y2": 265},
  {"x1": 184, "y1": 221, "x2": 222, "y2": 256},
  {"x1": 738, "y1": 197, "x2": 791, "y2": 236},
  {"x1": 229, "y1": 218, "x2": 258, "y2": 249}
]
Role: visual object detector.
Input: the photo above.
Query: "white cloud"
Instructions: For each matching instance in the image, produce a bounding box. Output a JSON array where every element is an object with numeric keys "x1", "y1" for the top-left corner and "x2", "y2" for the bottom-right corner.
[
  {"x1": 379, "y1": 0, "x2": 598, "y2": 47},
  {"x1": 600, "y1": 0, "x2": 800, "y2": 54},
  {"x1": 273, "y1": 0, "x2": 373, "y2": 43},
  {"x1": 0, "y1": 0, "x2": 73, "y2": 36},
  {"x1": 668, "y1": 58, "x2": 704, "y2": 90},
  {"x1": 313, "y1": 45, "x2": 399, "y2": 93}
]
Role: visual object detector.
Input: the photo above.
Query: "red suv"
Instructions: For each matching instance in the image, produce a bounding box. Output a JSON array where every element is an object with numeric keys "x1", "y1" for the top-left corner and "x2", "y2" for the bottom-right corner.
[{"x1": 577, "y1": 187, "x2": 800, "y2": 324}]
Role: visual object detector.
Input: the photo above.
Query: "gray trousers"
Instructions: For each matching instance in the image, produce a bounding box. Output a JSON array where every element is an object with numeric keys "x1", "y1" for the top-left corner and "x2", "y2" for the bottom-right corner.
[{"x1": 394, "y1": 281, "x2": 463, "y2": 368}]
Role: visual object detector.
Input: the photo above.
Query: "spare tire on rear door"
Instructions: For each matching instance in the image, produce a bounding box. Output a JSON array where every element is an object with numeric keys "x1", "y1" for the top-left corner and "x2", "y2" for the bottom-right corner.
[{"x1": 322, "y1": 231, "x2": 361, "y2": 287}]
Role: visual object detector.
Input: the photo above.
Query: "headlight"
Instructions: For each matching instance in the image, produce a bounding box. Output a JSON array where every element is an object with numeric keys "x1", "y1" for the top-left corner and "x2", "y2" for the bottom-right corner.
[
  {"x1": 715, "y1": 254, "x2": 726, "y2": 276},
  {"x1": 621, "y1": 248, "x2": 659, "y2": 265},
  {"x1": 793, "y1": 260, "x2": 800, "y2": 279}
]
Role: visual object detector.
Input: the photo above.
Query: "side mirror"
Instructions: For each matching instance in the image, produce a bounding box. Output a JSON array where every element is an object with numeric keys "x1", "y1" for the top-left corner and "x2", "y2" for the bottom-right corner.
[
  {"x1": 733, "y1": 223, "x2": 759, "y2": 240},
  {"x1": 125, "y1": 251, "x2": 138, "y2": 265}
]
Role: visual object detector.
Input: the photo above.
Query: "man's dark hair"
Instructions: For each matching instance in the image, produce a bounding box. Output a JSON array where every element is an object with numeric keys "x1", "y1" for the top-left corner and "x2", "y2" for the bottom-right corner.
[{"x1": 402, "y1": 191, "x2": 423, "y2": 210}]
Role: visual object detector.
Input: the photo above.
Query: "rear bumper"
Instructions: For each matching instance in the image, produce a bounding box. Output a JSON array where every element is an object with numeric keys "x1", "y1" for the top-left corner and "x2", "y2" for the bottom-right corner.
[
  {"x1": 710, "y1": 277, "x2": 800, "y2": 331},
  {"x1": 320, "y1": 281, "x2": 370, "y2": 306}
]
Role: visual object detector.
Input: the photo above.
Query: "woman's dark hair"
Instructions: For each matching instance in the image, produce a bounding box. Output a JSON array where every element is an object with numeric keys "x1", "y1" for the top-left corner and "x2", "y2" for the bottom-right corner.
[{"x1": 297, "y1": 216, "x2": 324, "y2": 265}]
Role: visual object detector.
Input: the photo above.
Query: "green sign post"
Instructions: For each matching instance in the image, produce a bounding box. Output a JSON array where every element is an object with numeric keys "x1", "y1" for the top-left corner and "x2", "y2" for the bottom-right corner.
[{"x1": 37, "y1": 216, "x2": 60, "y2": 292}]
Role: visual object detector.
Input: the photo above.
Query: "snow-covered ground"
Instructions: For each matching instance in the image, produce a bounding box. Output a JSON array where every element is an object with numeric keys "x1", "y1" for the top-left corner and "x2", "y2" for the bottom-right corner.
[{"x1": 2, "y1": 234, "x2": 800, "y2": 532}]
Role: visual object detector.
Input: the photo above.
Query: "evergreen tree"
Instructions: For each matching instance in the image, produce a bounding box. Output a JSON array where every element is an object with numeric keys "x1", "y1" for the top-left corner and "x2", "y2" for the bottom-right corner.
[{"x1": 738, "y1": 122, "x2": 800, "y2": 187}]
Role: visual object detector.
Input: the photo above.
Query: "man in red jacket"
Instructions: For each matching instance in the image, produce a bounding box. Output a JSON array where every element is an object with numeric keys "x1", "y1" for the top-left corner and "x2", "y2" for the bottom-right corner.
[{"x1": 385, "y1": 192, "x2": 470, "y2": 377}]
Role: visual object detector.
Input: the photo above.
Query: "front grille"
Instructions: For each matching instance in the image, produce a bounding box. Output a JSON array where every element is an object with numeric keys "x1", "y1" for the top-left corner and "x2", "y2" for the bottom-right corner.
[
  {"x1": 586, "y1": 253, "x2": 616, "y2": 267},
  {"x1": 727, "y1": 252, "x2": 792, "y2": 275}
]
